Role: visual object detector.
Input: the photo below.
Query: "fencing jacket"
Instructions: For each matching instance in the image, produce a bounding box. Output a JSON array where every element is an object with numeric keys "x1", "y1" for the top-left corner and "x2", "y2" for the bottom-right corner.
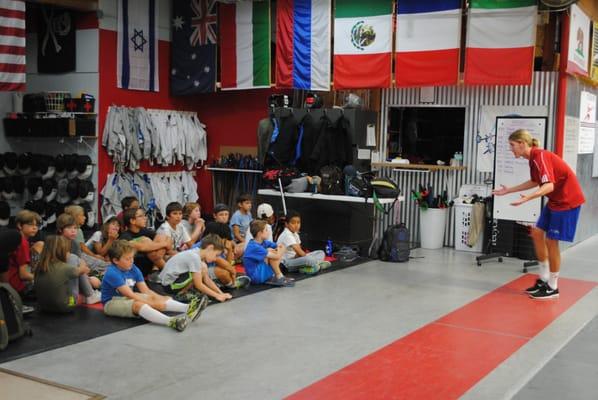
[
  {"x1": 298, "y1": 112, "x2": 324, "y2": 175},
  {"x1": 310, "y1": 114, "x2": 353, "y2": 172}
]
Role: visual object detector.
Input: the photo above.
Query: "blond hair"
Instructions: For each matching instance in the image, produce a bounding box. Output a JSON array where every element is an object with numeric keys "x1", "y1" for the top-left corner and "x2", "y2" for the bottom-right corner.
[
  {"x1": 108, "y1": 240, "x2": 135, "y2": 261},
  {"x1": 64, "y1": 205, "x2": 85, "y2": 219},
  {"x1": 15, "y1": 210, "x2": 41, "y2": 226},
  {"x1": 36, "y1": 235, "x2": 71, "y2": 274},
  {"x1": 183, "y1": 202, "x2": 200, "y2": 220},
  {"x1": 509, "y1": 129, "x2": 539, "y2": 147}
]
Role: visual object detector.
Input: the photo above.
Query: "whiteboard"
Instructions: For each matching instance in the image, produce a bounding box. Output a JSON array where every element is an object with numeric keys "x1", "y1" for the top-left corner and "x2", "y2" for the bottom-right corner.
[{"x1": 493, "y1": 117, "x2": 547, "y2": 222}]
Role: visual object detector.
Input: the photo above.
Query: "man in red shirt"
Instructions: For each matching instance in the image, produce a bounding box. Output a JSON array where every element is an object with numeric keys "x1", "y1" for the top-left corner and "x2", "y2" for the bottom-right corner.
[{"x1": 493, "y1": 129, "x2": 585, "y2": 300}]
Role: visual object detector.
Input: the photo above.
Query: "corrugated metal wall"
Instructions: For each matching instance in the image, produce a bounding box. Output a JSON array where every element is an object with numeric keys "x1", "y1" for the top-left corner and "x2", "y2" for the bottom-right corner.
[{"x1": 375, "y1": 72, "x2": 559, "y2": 247}]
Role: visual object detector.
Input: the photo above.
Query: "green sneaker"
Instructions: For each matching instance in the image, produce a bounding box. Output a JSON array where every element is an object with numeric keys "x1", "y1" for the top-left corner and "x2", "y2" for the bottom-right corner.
[
  {"x1": 299, "y1": 264, "x2": 321, "y2": 275},
  {"x1": 187, "y1": 295, "x2": 208, "y2": 322},
  {"x1": 318, "y1": 261, "x2": 332, "y2": 270},
  {"x1": 235, "y1": 275, "x2": 251, "y2": 289},
  {"x1": 169, "y1": 315, "x2": 189, "y2": 332}
]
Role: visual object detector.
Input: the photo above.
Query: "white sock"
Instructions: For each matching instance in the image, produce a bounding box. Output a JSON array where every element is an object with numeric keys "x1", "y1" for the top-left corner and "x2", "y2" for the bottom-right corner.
[
  {"x1": 548, "y1": 272, "x2": 559, "y2": 290},
  {"x1": 165, "y1": 299, "x2": 189, "y2": 313},
  {"x1": 539, "y1": 261, "x2": 550, "y2": 282},
  {"x1": 138, "y1": 304, "x2": 171, "y2": 326}
]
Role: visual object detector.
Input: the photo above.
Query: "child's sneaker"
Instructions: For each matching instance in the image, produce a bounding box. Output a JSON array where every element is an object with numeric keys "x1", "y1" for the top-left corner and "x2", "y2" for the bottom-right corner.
[
  {"x1": 169, "y1": 315, "x2": 190, "y2": 332},
  {"x1": 299, "y1": 264, "x2": 321, "y2": 275},
  {"x1": 318, "y1": 261, "x2": 332, "y2": 270},
  {"x1": 85, "y1": 290, "x2": 102, "y2": 304},
  {"x1": 266, "y1": 275, "x2": 295, "y2": 287},
  {"x1": 235, "y1": 275, "x2": 251, "y2": 289},
  {"x1": 187, "y1": 295, "x2": 208, "y2": 322}
]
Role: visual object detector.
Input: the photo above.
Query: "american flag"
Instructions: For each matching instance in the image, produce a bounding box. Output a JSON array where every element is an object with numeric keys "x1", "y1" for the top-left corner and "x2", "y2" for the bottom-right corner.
[
  {"x1": 0, "y1": 0, "x2": 26, "y2": 91},
  {"x1": 190, "y1": 0, "x2": 216, "y2": 46}
]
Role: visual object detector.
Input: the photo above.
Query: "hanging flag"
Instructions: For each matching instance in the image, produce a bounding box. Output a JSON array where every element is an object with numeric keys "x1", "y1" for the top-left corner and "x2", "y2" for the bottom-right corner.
[
  {"x1": 333, "y1": 0, "x2": 392, "y2": 89},
  {"x1": 0, "y1": 0, "x2": 26, "y2": 91},
  {"x1": 171, "y1": 0, "x2": 217, "y2": 95},
  {"x1": 117, "y1": 0, "x2": 159, "y2": 92},
  {"x1": 275, "y1": 0, "x2": 331, "y2": 91},
  {"x1": 220, "y1": 0, "x2": 271, "y2": 90},
  {"x1": 395, "y1": 1, "x2": 461, "y2": 87},
  {"x1": 37, "y1": 7, "x2": 76, "y2": 74},
  {"x1": 464, "y1": 0, "x2": 537, "y2": 85}
]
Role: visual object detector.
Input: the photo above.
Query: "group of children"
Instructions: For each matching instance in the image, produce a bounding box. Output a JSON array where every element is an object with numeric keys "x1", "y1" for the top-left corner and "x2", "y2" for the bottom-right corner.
[{"x1": 0, "y1": 193, "x2": 331, "y2": 332}]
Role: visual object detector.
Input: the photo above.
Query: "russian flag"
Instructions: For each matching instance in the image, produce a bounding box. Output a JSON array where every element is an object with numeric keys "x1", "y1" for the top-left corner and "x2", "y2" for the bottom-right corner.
[
  {"x1": 275, "y1": 0, "x2": 331, "y2": 91},
  {"x1": 395, "y1": 0, "x2": 461, "y2": 87}
]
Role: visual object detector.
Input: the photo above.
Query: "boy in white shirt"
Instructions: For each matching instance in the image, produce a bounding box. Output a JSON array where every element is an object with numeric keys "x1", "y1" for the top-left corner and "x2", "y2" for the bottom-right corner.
[
  {"x1": 277, "y1": 210, "x2": 331, "y2": 274},
  {"x1": 157, "y1": 202, "x2": 192, "y2": 252}
]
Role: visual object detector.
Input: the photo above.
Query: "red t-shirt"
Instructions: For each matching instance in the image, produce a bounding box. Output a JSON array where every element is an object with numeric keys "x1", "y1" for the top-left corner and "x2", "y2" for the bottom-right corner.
[
  {"x1": 6, "y1": 235, "x2": 30, "y2": 293},
  {"x1": 529, "y1": 147, "x2": 585, "y2": 211}
]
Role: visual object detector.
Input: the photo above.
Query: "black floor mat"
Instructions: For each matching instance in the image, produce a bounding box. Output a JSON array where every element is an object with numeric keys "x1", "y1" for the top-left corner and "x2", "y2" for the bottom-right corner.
[
  {"x1": 0, "y1": 306, "x2": 145, "y2": 364},
  {"x1": 0, "y1": 257, "x2": 370, "y2": 364}
]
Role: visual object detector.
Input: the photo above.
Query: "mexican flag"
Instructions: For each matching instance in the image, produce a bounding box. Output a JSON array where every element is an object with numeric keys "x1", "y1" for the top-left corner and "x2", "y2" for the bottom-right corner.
[
  {"x1": 333, "y1": 0, "x2": 392, "y2": 89},
  {"x1": 464, "y1": 0, "x2": 537, "y2": 85},
  {"x1": 220, "y1": 1, "x2": 271, "y2": 90}
]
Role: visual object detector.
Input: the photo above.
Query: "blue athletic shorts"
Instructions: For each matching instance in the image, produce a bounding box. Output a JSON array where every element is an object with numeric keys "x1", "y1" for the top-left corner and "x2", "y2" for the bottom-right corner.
[
  {"x1": 536, "y1": 205, "x2": 581, "y2": 242},
  {"x1": 246, "y1": 262, "x2": 274, "y2": 284}
]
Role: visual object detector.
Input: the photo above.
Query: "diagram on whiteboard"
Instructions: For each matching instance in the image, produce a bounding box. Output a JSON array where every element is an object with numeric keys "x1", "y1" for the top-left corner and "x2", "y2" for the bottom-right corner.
[{"x1": 493, "y1": 117, "x2": 547, "y2": 223}]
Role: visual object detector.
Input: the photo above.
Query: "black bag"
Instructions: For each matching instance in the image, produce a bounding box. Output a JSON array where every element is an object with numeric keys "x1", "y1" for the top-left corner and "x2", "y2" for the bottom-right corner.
[
  {"x1": 370, "y1": 177, "x2": 400, "y2": 199},
  {"x1": 319, "y1": 165, "x2": 343, "y2": 195},
  {"x1": 347, "y1": 173, "x2": 374, "y2": 197},
  {"x1": 22, "y1": 93, "x2": 47, "y2": 113},
  {"x1": 378, "y1": 224, "x2": 410, "y2": 262},
  {"x1": 0, "y1": 283, "x2": 32, "y2": 350},
  {"x1": 262, "y1": 168, "x2": 300, "y2": 190}
]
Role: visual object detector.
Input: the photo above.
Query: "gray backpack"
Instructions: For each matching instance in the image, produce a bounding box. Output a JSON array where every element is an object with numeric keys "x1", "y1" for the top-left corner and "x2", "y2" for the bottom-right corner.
[{"x1": 0, "y1": 283, "x2": 31, "y2": 350}]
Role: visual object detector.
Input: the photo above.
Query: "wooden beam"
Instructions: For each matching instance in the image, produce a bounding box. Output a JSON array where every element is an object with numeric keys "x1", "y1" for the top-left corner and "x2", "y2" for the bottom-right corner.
[{"x1": 28, "y1": 0, "x2": 98, "y2": 12}]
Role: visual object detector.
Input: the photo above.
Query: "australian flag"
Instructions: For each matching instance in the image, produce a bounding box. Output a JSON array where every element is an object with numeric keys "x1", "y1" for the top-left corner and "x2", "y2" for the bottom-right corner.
[{"x1": 171, "y1": 0, "x2": 217, "y2": 95}]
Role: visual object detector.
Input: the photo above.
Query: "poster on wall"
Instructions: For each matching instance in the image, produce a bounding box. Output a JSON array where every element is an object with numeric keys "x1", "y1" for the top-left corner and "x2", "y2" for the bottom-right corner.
[
  {"x1": 579, "y1": 91, "x2": 596, "y2": 154},
  {"x1": 563, "y1": 116, "x2": 579, "y2": 173},
  {"x1": 476, "y1": 106, "x2": 547, "y2": 172},
  {"x1": 567, "y1": 4, "x2": 590, "y2": 77},
  {"x1": 592, "y1": 22, "x2": 598, "y2": 81}
]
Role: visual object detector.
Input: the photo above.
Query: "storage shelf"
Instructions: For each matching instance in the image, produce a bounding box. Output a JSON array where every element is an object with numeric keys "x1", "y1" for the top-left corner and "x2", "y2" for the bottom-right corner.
[
  {"x1": 372, "y1": 162, "x2": 466, "y2": 171},
  {"x1": 207, "y1": 167, "x2": 263, "y2": 174}
]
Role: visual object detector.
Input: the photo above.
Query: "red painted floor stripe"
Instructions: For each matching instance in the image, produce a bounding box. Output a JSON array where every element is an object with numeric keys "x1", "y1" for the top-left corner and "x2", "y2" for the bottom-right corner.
[{"x1": 286, "y1": 275, "x2": 597, "y2": 400}]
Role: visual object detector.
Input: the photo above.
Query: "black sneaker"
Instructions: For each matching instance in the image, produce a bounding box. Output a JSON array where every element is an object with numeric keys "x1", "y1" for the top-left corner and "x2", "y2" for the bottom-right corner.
[
  {"x1": 525, "y1": 279, "x2": 546, "y2": 294},
  {"x1": 529, "y1": 285, "x2": 559, "y2": 300}
]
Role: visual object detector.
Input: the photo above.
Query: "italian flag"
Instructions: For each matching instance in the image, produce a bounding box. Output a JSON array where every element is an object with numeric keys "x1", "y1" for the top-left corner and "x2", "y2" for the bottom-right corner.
[
  {"x1": 464, "y1": 0, "x2": 537, "y2": 85},
  {"x1": 333, "y1": 0, "x2": 392, "y2": 89},
  {"x1": 220, "y1": 1, "x2": 271, "y2": 90}
]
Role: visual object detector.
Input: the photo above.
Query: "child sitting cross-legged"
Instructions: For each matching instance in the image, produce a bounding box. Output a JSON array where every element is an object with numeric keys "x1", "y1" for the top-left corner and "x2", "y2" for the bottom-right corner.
[
  {"x1": 277, "y1": 210, "x2": 331, "y2": 274},
  {"x1": 180, "y1": 202, "x2": 205, "y2": 245},
  {"x1": 6, "y1": 210, "x2": 42, "y2": 296},
  {"x1": 157, "y1": 234, "x2": 232, "y2": 303},
  {"x1": 101, "y1": 240, "x2": 202, "y2": 332},
  {"x1": 86, "y1": 216, "x2": 120, "y2": 260},
  {"x1": 244, "y1": 220, "x2": 294, "y2": 287},
  {"x1": 34, "y1": 235, "x2": 92, "y2": 313}
]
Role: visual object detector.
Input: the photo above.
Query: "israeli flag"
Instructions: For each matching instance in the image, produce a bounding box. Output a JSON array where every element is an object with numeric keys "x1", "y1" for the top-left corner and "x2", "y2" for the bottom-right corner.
[{"x1": 117, "y1": 0, "x2": 159, "y2": 92}]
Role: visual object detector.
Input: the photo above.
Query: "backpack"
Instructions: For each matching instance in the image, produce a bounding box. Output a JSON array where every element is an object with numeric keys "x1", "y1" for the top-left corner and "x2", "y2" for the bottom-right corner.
[
  {"x1": 262, "y1": 168, "x2": 300, "y2": 190},
  {"x1": 347, "y1": 172, "x2": 374, "y2": 197},
  {"x1": 0, "y1": 283, "x2": 32, "y2": 350},
  {"x1": 319, "y1": 165, "x2": 344, "y2": 195},
  {"x1": 378, "y1": 224, "x2": 410, "y2": 262},
  {"x1": 370, "y1": 177, "x2": 400, "y2": 199}
]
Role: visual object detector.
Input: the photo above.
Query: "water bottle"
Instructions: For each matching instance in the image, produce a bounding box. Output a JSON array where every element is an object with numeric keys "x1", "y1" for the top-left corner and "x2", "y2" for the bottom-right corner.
[{"x1": 325, "y1": 239, "x2": 333, "y2": 257}]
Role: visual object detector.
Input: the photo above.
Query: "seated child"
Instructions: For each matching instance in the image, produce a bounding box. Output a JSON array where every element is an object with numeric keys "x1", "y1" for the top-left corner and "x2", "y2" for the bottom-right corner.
[
  {"x1": 6, "y1": 210, "x2": 42, "y2": 295},
  {"x1": 117, "y1": 196, "x2": 139, "y2": 230},
  {"x1": 158, "y1": 234, "x2": 232, "y2": 303},
  {"x1": 181, "y1": 202, "x2": 205, "y2": 245},
  {"x1": 56, "y1": 214, "x2": 102, "y2": 303},
  {"x1": 196, "y1": 222, "x2": 251, "y2": 290},
  {"x1": 244, "y1": 203, "x2": 274, "y2": 250},
  {"x1": 64, "y1": 205, "x2": 110, "y2": 276},
  {"x1": 86, "y1": 216, "x2": 120, "y2": 259},
  {"x1": 157, "y1": 202, "x2": 193, "y2": 251},
  {"x1": 101, "y1": 240, "x2": 202, "y2": 332},
  {"x1": 244, "y1": 220, "x2": 294, "y2": 287},
  {"x1": 211, "y1": 203, "x2": 244, "y2": 259},
  {"x1": 277, "y1": 210, "x2": 330, "y2": 274},
  {"x1": 119, "y1": 208, "x2": 173, "y2": 275},
  {"x1": 34, "y1": 235, "x2": 93, "y2": 313},
  {"x1": 230, "y1": 194, "x2": 253, "y2": 245},
  {"x1": 0, "y1": 229, "x2": 22, "y2": 284}
]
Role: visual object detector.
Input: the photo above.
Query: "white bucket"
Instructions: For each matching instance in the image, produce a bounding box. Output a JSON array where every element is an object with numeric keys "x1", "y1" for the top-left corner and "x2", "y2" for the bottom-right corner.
[{"x1": 420, "y1": 208, "x2": 448, "y2": 249}]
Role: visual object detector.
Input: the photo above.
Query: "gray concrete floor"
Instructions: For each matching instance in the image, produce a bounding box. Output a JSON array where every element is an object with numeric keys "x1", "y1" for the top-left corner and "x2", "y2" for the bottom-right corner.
[{"x1": 2, "y1": 236, "x2": 598, "y2": 400}]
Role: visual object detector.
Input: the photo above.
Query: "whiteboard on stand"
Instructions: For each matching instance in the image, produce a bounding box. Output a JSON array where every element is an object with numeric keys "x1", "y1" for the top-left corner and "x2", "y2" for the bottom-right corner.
[{"x1": 493, "y1": 117, "x2": 547, "y2": 223}]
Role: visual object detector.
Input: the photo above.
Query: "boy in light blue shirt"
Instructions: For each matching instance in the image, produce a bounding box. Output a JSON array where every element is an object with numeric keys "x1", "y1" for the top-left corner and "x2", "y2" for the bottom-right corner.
[{"x1": 230, "y1": 193, "x2": 253, "y2": 244}]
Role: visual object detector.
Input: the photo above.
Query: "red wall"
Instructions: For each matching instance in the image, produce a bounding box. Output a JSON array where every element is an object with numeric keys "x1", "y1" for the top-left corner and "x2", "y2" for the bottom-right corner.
[{"x1": 98, "y1": 29, "x2": 279, "y2": 213}]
